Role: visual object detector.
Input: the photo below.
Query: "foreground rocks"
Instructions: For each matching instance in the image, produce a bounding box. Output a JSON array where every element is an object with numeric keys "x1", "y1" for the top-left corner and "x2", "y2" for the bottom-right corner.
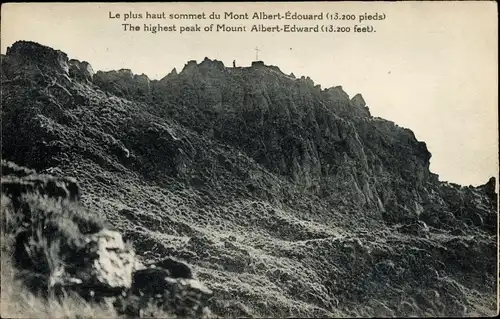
[
  {"x1": 115, "y1": 268, "x2": 212, "y2": 317},
  {"x1": 1, "y1": 160, "x2": 212, "y2": 317}
]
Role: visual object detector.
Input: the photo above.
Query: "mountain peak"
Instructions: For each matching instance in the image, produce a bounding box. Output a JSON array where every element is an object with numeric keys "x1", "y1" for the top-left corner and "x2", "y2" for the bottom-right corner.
[
  {"x1": 5, "y1": 40, "x2": 70, "y2": 77},
  {"x1": 351, "y1": 93, "x2": 366, "y2": 108},
  {"x1": 6, "y1": 40, "x2": 67, "y2": 60}
]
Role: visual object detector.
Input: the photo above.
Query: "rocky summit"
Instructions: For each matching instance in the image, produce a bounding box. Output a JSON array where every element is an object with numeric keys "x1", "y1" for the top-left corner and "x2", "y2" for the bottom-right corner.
[{"x1": 1, "y1": 40, "x2": 498, "y2": 317}]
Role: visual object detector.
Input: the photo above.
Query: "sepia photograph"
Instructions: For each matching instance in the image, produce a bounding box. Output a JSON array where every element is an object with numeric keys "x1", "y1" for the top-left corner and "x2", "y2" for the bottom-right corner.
[{"x1": 1, "y1": 2, "x2": 498, "y2": 318}]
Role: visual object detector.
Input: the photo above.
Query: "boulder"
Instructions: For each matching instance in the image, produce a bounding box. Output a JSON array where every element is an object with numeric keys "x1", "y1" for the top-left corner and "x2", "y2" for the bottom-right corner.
[
  {"x1": 74, "y1": 229, "x2": 136, "y2": 295},
  {"x1": 122, "y1": 267, "x2": 213, "y2": 317},
  {"x1": 151, "y1": 257, "x2": 193, "y2": 279},
  {"x1": 69, "y1": 59, "x2": 95, "y2": 83}
]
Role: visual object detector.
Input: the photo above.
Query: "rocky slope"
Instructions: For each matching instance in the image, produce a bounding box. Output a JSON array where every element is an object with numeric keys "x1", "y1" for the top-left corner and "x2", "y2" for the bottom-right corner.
[
  {"x1": 1, "y1": 160, "x2": 213, "y2": 318},
  {"x1": 1, "y1": 40, "x2": 498, "y2": 317}
]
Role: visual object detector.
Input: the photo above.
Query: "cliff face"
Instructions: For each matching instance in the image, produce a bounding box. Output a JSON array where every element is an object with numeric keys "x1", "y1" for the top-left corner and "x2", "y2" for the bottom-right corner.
[
  {"x1": 1, "y1": 40, "x2": 497, "y2": 317},
  {"x1": 87, "y1": 53, "x2": 494, "y2": 233}
]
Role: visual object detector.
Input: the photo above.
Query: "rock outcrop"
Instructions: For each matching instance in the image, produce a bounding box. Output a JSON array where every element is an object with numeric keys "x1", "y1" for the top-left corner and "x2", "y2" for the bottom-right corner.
[
  {"x1": 94, "y1": 69, "x2": 151, "y2": 99},
  {"x1": 3, "y1": 41, "x2": 70, "y2": 80},
  {"x1": 69, "y1": 59, "x2": 94, "y2": 84},
  {"x1": 1, "y1": 160, "x2": 212, "y2": 316},
  {"x1": 2, "y1": 160, "x2": 133, "y2": 296}
]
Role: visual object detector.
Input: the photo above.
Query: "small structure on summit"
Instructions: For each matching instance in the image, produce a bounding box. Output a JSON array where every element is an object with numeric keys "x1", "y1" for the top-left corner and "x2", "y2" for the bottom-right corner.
[
  {"x1": 233, "y1": 60, "x2": 236, "y2": 67},
  {"x1": 254, "y1": 46, "x2": 260, "y2": 60}
]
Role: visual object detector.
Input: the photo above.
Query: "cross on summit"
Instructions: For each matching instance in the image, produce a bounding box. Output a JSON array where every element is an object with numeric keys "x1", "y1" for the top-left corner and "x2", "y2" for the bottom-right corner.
[{"x1": 255, "y1": 47, "x2": 260, "y2": 61}]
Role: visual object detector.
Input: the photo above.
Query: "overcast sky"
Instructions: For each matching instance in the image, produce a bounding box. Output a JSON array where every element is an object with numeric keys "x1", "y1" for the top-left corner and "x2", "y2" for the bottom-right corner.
[{"x1": 1, "y1": 2, "x2": 498, "y2": 186}]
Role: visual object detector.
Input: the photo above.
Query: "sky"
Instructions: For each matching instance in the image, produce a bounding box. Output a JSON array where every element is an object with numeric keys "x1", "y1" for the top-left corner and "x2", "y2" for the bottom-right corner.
[{"x1": 1, "y1": 2, "x2": 498, "y2": 186}]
